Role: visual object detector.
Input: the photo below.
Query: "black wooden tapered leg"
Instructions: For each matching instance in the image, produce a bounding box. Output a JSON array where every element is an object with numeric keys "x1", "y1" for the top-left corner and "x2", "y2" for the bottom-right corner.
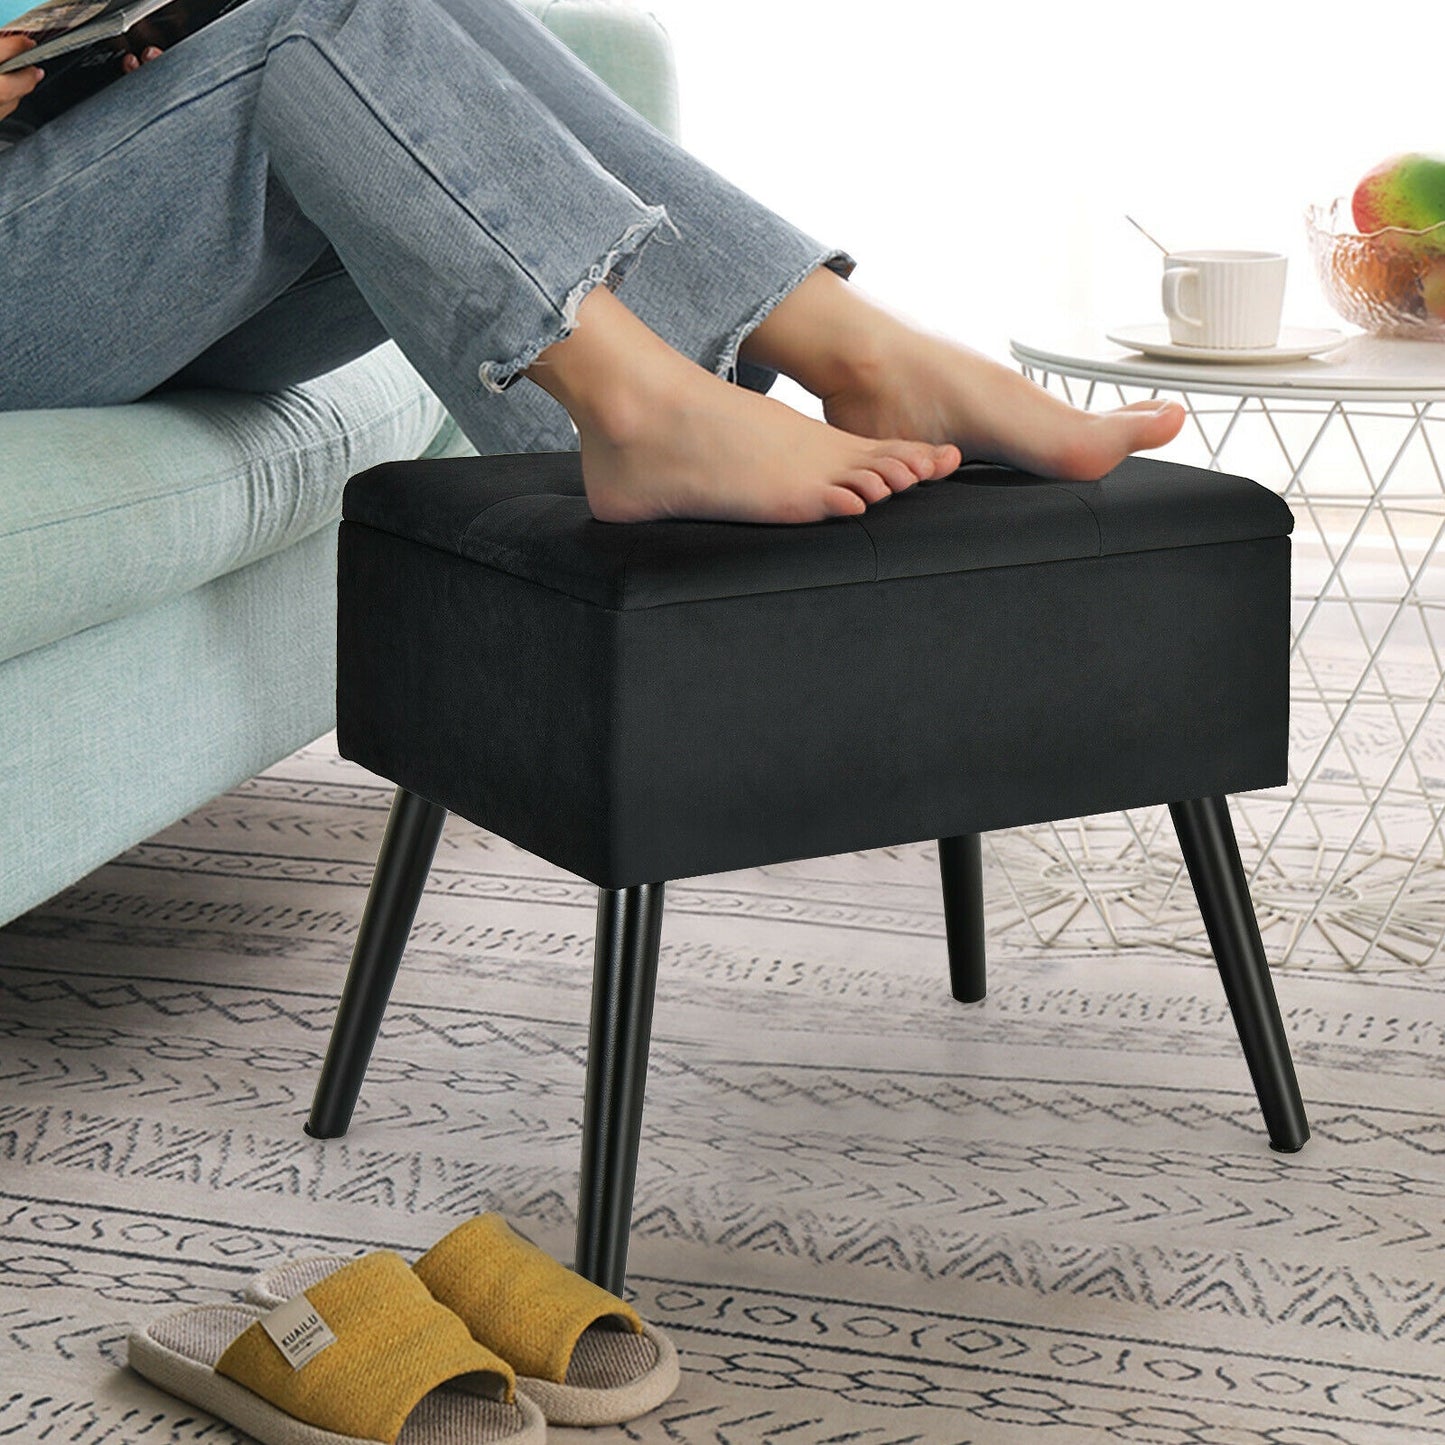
[
  {"x1": 940, "y1": 834, "x2": 987, "y2": 1002},
  {"x1": 305, "y1": 787, "x2": 448, "y2": 1139},
  {"x1": 574, "y1": 883, "x2": 665, "y2": 1296},
  {"x1": 1169, "y1": 795, "x2": 1309, "y2": 1153}
]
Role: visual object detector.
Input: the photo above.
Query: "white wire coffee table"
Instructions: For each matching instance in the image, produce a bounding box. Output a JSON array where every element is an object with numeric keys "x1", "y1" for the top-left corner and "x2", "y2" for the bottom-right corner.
[{"x1": 998, "y1": 331, "x2": 1445, "y2": 971}]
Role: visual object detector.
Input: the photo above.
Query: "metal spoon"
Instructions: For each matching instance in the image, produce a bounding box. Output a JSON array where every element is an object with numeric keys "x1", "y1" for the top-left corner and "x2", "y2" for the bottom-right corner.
[{"x1": 1125, "y1": 215, "x2": 1172, "y2": 256}]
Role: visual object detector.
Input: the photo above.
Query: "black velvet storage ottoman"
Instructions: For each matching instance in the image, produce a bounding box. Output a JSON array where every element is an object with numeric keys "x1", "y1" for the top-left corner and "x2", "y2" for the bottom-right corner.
[
  {"x1": 336, "y1": 452, "x2": 1292, "y2": 887},
  {"x1": 315, "y1": 450, "x2": 1308, "y2": 1294}
]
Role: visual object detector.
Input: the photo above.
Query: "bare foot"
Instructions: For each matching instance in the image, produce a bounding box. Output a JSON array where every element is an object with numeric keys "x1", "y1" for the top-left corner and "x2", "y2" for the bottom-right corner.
[
  {"x1": 525, "y1": 287, "x2": 960, "y2": 524},
  {"x1": 743, "y1": 270, "x2": 1187, "y2": 482},
  {"x1": 582, "y1": 370, "x2": 961, "y2": 524},
  {"x1": 821, "y1": 330, "x2": 1185, "y2": 482}
]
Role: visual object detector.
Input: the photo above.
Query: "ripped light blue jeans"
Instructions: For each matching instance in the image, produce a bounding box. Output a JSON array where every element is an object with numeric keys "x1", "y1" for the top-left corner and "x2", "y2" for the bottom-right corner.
[{"x1": 0, "y1": 0, "x2": 852, "y2": 453}]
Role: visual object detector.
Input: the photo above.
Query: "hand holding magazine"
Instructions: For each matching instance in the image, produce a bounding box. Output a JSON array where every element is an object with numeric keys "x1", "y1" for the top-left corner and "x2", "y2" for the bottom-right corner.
[
  {"x1": 0, "y1": 0, "x2": 245, "y2": 132},
  {"x1": 0, "y1": 0, "x2": 184, "y2": 71}
]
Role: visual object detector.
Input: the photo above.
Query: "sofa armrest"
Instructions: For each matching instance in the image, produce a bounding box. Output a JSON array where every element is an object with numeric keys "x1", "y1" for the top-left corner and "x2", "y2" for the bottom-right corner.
[{"x1": 523, "y1": 0, "x2": 680, "y2": 141}]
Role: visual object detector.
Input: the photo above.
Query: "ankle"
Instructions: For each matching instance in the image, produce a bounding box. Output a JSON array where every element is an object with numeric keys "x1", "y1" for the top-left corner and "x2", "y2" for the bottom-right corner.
[
  {"x1": 524, "y1": 286, "x2": 685, "y2": 443},
  {"x1": 739, "y1": 267, "x2": 895, "y2": 400}
]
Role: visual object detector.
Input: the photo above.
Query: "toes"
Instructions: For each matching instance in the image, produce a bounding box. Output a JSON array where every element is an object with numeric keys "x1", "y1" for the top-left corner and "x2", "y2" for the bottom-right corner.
[
  {"x1": 870, "y1": 455, "x2": 924, "y2": 494},
  {"x1": 891, "y1": 441, "x2": 944, "y2": 480},
  {"x1": 930, "y1": 443, "x2": 962, "y2": 478},
  {"x1": 1116, "y1": 400, "x2": 1185, "y2": 449},
  {"x1": 889, "y1": 440, "x2": 961, "y2": 481},
  {"x1": 824, "y1": 484, "x2": 869, "y2": 516},
  {"x1": 838, "y1": 469, "x2": 891, "y2": 507}
]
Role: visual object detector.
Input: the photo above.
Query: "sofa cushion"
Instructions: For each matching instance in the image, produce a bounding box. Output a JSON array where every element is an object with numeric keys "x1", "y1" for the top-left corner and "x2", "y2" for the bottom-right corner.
[{"x1": 0, "y1": 341, "x2": 463, "y2": 665}]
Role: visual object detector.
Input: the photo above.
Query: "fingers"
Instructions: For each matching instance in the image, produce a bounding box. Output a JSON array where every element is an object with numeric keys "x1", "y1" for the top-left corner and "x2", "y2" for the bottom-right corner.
[
  {"x1": 0, "y1": 63, "x2": 42, "y2": 94},
  {"x1": 0, "y1": 33, "x2": 41, "y2": 82},
  {"x1": 121, "y1": 45, "x2": 163, "y2": 73},
  {"x1": 0, "y1": 35, "x2": 42, "y2": 118}
]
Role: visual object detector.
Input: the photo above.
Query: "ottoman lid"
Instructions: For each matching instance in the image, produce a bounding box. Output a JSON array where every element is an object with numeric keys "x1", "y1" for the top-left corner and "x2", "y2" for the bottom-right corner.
[{"x1": 343, "y1": 451, "x2": 1293, "y2": 611}]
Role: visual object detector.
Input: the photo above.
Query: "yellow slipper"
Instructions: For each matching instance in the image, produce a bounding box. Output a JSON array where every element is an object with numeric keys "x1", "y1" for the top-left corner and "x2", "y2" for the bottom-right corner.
[
  {"x1": 247, "y1": 1216, "x2": 679, "y2": 1427},
  {"x1": 130, "y1": 1251, "x2": 545, "y2": 1444}
]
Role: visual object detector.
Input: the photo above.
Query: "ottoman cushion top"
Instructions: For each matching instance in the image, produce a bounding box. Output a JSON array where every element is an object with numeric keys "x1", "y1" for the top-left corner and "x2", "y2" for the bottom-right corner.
[{"x1": 343, "y1": 451, "x2": 1293, "y2": 612}]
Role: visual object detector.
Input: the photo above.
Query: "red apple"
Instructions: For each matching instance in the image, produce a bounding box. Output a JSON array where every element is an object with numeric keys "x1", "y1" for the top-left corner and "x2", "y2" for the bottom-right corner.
[{"x1": 1352, "y1": 153, "x2": 1445, "y2": 239}]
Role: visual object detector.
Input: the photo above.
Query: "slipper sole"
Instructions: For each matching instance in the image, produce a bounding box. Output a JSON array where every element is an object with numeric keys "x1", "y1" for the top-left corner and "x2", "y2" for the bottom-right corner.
[
  {"x1": 516, "y1": 1319, "x2": 679, "y2": 1425},
  {"x1": 129, "y1": 1302, "x2": 547, "y2": 1444}
]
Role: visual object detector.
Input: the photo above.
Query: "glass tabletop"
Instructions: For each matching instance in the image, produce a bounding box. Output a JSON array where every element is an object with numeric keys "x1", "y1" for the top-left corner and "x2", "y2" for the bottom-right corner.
[{"x1": 1011, "y1": 330, "x2": 1445, "y2": 401}]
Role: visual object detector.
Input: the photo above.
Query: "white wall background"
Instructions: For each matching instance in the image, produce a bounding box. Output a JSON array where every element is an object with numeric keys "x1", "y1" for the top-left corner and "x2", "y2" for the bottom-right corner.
[{"x1": 645, "y1": 0, "x2": 1439, "y2": 387}]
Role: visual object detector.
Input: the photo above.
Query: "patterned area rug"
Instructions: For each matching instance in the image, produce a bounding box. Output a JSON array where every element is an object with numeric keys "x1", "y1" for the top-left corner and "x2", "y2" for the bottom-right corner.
[{"x1": 3, "y1": 735, "x2": 1444, "y2": 1443}]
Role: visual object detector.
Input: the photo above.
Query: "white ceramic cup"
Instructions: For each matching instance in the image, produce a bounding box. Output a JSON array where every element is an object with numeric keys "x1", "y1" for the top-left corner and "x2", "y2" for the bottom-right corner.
[{"x1": 1161, "y1": 250, "x2": 1288, "y2": 349}]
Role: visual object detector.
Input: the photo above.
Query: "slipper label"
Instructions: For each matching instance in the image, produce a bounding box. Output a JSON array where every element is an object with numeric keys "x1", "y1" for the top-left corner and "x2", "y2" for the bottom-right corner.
[{"x1": 260, "y1": 1293, "x2": 338, "y2": 1370}]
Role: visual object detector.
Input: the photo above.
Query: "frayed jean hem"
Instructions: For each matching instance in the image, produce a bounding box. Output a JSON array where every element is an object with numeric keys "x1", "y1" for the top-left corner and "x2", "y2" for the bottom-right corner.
[
  {"x1": 714, "y1": 249, "x2": 857, "y2": 383},
  {"x1": 476, "y1": 203, "x2": 680, "y2": 393}
]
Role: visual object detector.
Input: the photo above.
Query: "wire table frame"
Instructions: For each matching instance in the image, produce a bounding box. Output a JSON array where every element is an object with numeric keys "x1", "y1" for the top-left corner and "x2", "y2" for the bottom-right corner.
[{"x1": 1002, "y1": 334, "x2": 1445, "y2": 972}]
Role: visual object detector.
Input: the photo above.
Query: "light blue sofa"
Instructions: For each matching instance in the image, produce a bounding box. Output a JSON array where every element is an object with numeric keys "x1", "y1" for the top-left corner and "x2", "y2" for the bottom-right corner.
[{"x1": 0, "y1": 0, "x2": 679, "y2": 927}]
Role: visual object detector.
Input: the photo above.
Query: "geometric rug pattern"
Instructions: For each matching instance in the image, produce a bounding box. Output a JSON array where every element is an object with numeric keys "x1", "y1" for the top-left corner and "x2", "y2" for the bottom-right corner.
[{"x1": 3, "y1": 735, "x2": 1444, "y2": 1442}]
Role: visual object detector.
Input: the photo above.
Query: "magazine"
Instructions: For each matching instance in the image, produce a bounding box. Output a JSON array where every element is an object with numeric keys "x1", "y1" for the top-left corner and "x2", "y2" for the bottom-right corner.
[
  {"x1": 1, "y1": 0, "x2": 179, "y2": 71},
  {"x1": 0, "y1": 0, "x2": 246, "y2": 134}
]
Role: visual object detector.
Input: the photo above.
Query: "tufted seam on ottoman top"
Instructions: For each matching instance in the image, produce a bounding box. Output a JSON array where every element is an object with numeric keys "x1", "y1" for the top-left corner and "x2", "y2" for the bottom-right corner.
[{"x1": 342, "y1": 453, "x2": 1293, "y2": 613}]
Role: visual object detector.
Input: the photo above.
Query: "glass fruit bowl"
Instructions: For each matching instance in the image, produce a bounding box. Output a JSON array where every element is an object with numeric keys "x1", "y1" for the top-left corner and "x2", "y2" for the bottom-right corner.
[{"x1": 1307, "y1": 197, "x2": 1445, "y2": 339}]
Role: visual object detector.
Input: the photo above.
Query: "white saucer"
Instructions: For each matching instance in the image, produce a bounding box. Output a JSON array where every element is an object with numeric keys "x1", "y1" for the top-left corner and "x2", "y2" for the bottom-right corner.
[{"x1": 1105, "y1": 323, "x2": 1348, "y2": 364}]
